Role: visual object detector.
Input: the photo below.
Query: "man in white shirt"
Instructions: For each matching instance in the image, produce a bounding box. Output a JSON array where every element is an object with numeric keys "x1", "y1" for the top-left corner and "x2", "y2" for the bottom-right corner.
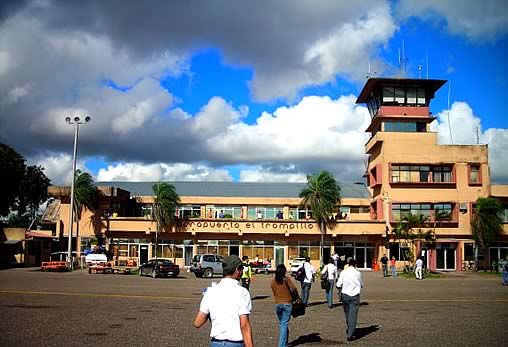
[
  {"x1": 194, "y1": 255, "x2": 254, "y2": 347},
  {"x1": 415, "y1": 256, "x2": 424, "y2": 280},
  {"x1": 301, "y1": 257, "x2": 315, "y2": 305},
  {"x1": 321, "y1": 258, "x2": 338, "y2": 308},
  {"x1": 336, "y1": 258, "x2": 363, "y2": 342}
]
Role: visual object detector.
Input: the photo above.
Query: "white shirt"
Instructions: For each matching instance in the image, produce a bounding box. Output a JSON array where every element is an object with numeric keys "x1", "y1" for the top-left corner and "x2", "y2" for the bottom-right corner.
[
  {"x1": 303, "y1": 262, "x2": 315, "y2": 283},
  {"x1": 199, "y1": 278, "x2": 252, "y2": 341},
  {"x1": 415, "y1": 259, "x2": 423, "y2": 269},
  {"x1": 321, "y1": 263, "x2": 337, "y2": 281},
  {"x1": 336, "y1": 266, "x2": 363, "y2": 297}
]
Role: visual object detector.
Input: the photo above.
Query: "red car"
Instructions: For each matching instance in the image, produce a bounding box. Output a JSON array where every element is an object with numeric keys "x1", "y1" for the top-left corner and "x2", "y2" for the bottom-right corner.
[{"x1": 139, "y1": 259, "x2": 180, "y2": 278}]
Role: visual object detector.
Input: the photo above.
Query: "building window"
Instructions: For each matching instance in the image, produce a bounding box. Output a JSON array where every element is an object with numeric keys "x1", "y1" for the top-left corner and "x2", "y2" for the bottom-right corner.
[
  {"x1": 178, "y1": 205, "x2": 201, "y2": 218},
  {"x1": 391, "y1": 165, "x2": 453, "y2": 183},
  {"x1": 289, "y1": 207, "x2": 313, "y2": 220},
  {"x1": 389, "y1": 243, "x2": 410, "y2": 261},
  {"x1": 247, "y1": 206, "x2": 279, "y2": 220},
  {"x1": 433, "y1": 166, "x2": 453, "y2": 182},
  {"x1": 469, "y1": 164, "x2": 481, "y2": 185},
  {"x1": 391, "y1": 203, "x2": 454, "y2": 222},
  {"x1": 384, "y1": 122, "x2": 426, "y2": 133},
  {"x1": 380, "y1": 85, "x2": 427, "y2": 106},
  {"x1": 207, "y1": 205, "x2": 242, "y2": 219}
]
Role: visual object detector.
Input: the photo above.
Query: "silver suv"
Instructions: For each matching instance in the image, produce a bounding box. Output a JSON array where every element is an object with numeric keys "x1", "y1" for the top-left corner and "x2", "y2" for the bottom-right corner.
[{"x1": 190, "y1": 254, "x2": 224, "y2": 278}]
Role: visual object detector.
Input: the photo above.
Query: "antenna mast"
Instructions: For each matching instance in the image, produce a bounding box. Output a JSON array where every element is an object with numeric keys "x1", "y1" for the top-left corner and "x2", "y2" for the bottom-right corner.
[
  {"x1": 399, "y1": 40, "x2": 408, "y2": 75},
  {"x1": 426, "y1": 50, "x2": 429, "y2": 79},
  {"x1": 447, "y1": 82, "x2": 454, "y2": 144}
]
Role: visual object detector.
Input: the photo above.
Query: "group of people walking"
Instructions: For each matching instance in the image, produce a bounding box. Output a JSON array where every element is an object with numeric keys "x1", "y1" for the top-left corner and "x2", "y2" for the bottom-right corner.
[{"x1": 194, "y1": 254, "x2": 364, "y2": 346}]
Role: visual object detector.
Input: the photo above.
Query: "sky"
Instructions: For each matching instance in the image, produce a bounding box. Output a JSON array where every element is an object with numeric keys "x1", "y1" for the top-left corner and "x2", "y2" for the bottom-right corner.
[{"x1": 0, "y1": 0, "x2": 507, "y2": 185}]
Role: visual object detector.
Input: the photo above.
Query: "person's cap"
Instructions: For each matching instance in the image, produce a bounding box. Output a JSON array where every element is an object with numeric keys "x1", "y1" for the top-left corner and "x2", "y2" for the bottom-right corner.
[{"x1": 222, "y1": 255, "x2": 243, "y2": 272}]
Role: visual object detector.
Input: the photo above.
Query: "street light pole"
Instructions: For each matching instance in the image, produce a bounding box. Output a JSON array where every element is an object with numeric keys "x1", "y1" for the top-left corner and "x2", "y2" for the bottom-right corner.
[{"x1": 65, "y1": 116, "x2": 91, "y2": 270}]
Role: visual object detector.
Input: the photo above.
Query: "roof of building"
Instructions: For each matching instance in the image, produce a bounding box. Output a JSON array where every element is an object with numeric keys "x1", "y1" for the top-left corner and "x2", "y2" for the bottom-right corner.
[
  {"x1": 95, "y1": 181, "x2": 371, "y2": 199},
  {"x1": 356, "y1": 77, "x2": 447, "y2": 103}
]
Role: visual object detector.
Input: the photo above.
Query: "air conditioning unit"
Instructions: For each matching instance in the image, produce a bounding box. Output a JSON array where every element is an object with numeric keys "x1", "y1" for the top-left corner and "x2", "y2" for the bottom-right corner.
[{"x1": 459, "y1": 203, "x2": 468, "y2": 213}]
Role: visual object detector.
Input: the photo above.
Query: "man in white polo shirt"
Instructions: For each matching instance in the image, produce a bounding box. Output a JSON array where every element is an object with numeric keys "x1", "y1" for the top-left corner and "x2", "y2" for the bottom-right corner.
[
  {"x1": 194, "y1": 255, "x2": 254, "y2": 347},
  {"x1": 336, "y1": 257, "x2": 364, "y2": 342}
]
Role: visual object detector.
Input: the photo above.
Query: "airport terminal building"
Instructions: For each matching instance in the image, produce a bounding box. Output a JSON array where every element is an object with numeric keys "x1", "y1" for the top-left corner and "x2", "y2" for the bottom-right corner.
[{"x1": 47, "y1": 77, "x2": 508, "y2": 271}]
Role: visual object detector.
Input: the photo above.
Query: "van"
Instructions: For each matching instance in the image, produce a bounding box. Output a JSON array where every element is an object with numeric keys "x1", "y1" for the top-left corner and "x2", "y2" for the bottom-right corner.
[
  {"x1": 85, "y1": 253, "x2": 108, "y2": 266},
  {"x1": 190, "y1": 254, "x2": 224, "y2": 278}
]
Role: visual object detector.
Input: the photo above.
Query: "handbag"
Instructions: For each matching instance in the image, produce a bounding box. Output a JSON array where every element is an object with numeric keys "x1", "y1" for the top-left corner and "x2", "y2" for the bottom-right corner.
[
  {"x1": 285, "y1": 278, "x2": 305, "y2": 318},
  {"x1": 320, "y1": 277, "x2": 330, "y2": 290}
]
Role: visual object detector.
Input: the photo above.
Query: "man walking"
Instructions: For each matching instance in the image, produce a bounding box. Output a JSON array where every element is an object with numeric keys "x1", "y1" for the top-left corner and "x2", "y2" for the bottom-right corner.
[
  {"x1": 300, "y1": 257, "x2": 315, "y2": 305},
  {"x1": 194, "y1": 255, "x2": 254, "y2": 347},
  {"x1": 415, "y1": 256, "x2": 424, "y2": 280},
  {"x1": 380, "y1": 254, "x2": 389, "y2": 277},
  {"x1": 336, "y1": 258, "x2": 363, "y2": 342},
  {"x1": 241, "y1": 255, "x2": 253, "y2": 291}
]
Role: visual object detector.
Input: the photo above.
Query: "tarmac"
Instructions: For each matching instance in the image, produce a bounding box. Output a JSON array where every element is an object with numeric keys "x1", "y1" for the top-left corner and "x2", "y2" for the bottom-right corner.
[{"x1": 0, "y1": 267, "x2": 506, "y2": 346}]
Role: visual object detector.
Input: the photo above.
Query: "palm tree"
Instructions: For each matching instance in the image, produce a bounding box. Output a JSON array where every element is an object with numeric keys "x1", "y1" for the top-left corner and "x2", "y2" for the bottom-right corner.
[
  {"x1": 299, "y1": 171, "x2": 341, "y2": 265},
  {"x1": 72, "y1": 170, "x2": 99, "y2": 254},
  {"x1": 471, "y1": 197, "x2": 503, "y2": 271},
  {"x1": 393, "y1": 213, "x2": 436, "y2": 273},
  {"x1": 152, "y1": 182, "x2": 180, "y2": 260}
]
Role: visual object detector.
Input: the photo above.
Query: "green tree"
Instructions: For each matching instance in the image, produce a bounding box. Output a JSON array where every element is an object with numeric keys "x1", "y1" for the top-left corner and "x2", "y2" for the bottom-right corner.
[
  {"x1": 299, "y1": 171, "x2": 341, "y2": 265},
  {"x1": 152, "y1": 182, "x2": 180, "y2": 260},
  {"x1": 393, "y1": 213, "x2": 436, "y2": 273},
  {"x1": 0, "y1": 143, "x2": 27, "y2": 216},
  {"x1": 471, "y1": 197, "x2": 503, "y2": 270},
  {"x1": 0, "y1": 143, "x2": 51, "y2": 224},
  {"x1": 17, "y1": 165, "x2": 51, "y2": 219},
  {"x1": 73, "y1": 170, "x2": 98, "y2": 221},
  {"x1": 71, "y1": 170, "x2": 99, "y2": 254}
]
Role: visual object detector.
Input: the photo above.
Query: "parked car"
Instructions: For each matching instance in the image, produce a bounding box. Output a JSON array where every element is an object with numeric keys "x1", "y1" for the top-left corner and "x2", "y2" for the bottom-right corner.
[
  {"x1": 190, "y1": 254, "x2": 224, "y2": 278},
  {"x1": 139, "y1": 259, "x2": 180, "y2": 278},
  {"x1": 290, "y1": 257, "x2": 306, "y2": 276}
]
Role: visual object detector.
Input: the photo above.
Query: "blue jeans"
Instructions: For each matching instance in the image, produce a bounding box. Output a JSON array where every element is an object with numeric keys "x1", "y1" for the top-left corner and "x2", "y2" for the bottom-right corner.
[
  {"x1": 326, "y1": 280, "x2": 334, "y2": 307},
  {"x1": 275, "y1": 304, "x2": 292, "y2": 347},
  {"x1": 301, "y1": 282, "x2": 311, "y2": 305},
  {"x1": 382, "y1": 264, "x2": 388, "y2": 277},
  {"x1": 503, "y1": 271, "x2": 508, "y2": 285},
  {"x1": 342, "y1": 293, "x2": 360, "y2": 339},
  {"x1": 391, "y1": 266, "x2": 397, "y2": 277},
  {"x1": 210, "y1": 340, "x2": 245, "y2": 347}
]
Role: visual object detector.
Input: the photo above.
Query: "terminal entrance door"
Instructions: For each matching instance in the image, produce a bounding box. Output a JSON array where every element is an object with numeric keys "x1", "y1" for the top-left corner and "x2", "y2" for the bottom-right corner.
[
  {"x1": 139, "y1": 244, "x2": 149, "y2": 265},
  {"x1": 436, "y1": 243, "x2": 456, "y2": 270},
  {"x1": 275, "y1": 246, "x2": 284, "y2": 266}
]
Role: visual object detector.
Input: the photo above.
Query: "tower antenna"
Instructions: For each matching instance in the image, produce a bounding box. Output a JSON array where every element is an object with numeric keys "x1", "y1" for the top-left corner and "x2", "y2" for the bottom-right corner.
[
  {"x1": 426, "y1": 50, "x2": 429, "y2": 79},
  {"x1": 366, "y1": 61, "x2": 377, "y2": 78},
  {"x1": 475, "y1": 127, "x2": 480, "y2": 144},
  {"x1": 447, "y1": 82, "x2": 454, "y2": 144},
  {"x1": 399, "y1": 40, "x2": 408, "y2": 75}
]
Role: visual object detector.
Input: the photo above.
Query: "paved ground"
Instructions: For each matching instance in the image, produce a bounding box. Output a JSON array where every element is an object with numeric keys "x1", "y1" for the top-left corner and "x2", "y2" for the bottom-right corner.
[{"x1": 0, "y1": 268, "x2": 506, "y2": 347}]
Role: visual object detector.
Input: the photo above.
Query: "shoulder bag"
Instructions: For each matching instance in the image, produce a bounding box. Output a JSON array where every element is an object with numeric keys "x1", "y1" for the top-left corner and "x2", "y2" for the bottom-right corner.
[{"x1": 285, "y1": 278, "x2": 305, "y2": 318}]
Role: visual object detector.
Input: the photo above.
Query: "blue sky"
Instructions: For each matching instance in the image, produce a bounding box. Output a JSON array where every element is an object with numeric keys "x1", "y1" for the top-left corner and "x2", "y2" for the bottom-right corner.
[{"x1": 0, "y1": 1, "x2": 507, "y2": 184}]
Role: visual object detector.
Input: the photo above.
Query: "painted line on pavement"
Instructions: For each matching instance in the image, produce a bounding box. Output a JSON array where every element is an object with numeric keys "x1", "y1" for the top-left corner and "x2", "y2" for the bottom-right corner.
[
  {"x1": 0, "y1": 290, "x2": 507, "y2": 303},
  {"x1": 0, "y1": 290, "x2": 196, "y2": 301}
]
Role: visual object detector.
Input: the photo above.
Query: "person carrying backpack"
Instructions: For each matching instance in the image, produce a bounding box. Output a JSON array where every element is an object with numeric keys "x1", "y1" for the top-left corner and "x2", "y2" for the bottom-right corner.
[{"x1": 298, "y1": 257, "x2": 315, "y2": 305}]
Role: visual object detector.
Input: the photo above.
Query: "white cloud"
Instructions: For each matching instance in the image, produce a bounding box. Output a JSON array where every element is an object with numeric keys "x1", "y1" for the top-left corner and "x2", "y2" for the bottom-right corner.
[
  {"x1": 96, "y1": 162, "x2": 233, "y2": 182},
  {"x1": 252, "y1": 4, "x2": 396, "y2": 100},
  {"x1": 239, "y1": 168, "x2": 306, "y2": 182},
  {"x1": 27, "y1": 153, "x2": 88, "y2": 186},
  {"x1": 207, "y1": 94, "x2": 371, "y2": 164},
  {"x1": 396, "y1": 0, "x2": 508, "y2": 41},
  {"x1": 432, "y1": 101, "x2": 508, "y2": 183}
]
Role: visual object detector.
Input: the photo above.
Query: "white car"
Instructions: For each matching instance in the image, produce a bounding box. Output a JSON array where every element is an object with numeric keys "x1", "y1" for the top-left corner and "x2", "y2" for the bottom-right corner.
[{"x1": 290, "y1": 257, "x2": 306, "y2": 276}]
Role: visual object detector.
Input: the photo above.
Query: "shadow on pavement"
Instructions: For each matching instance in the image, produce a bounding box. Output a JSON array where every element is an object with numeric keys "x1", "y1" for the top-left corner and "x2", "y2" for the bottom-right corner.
[
  {"x1": 354, "y1": 325, "x2": 380, "y2": 340},
  {"x1": 251, "y1": 295, "x2": 269, "y2": 301},
  {"x1": 288, "y1": 332, "x2": 322, "y2": 346},
  {"x1": 307, "y1": 301, "x2": 326, "y2": 307}
]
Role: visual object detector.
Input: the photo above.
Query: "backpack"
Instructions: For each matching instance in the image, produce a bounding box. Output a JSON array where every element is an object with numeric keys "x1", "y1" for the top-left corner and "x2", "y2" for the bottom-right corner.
[{"x1": 295, "y1": 265, "x2": 306, "y2": 282}]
